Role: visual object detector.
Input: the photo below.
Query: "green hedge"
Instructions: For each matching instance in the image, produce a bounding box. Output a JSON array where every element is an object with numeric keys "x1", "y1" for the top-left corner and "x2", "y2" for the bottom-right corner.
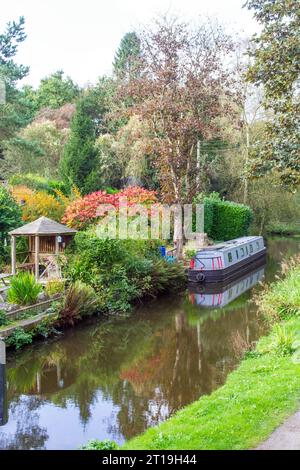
[
  {"x1": 9, "y1": 174, "x2": 68, "y2": 196},
  {"x1": 203, "y1": 194, "x2": 253, "y2": 241}
]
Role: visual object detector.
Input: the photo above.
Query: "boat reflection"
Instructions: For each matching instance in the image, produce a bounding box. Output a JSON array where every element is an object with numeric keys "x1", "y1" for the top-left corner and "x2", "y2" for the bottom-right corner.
[
  {"x1": 188, "y1": 264, "x2": 266, "y2": 309},
  {"x1": 0, "y1": 340, "x2": 7, "y2": 426}
]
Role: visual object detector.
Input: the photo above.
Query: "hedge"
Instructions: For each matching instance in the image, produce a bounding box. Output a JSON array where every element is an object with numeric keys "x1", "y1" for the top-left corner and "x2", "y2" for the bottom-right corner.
[
  {"x1": 203, "y1": 195, "x2": 253, "y2": 241},
  {"x1": 9, "y1": 174, "x2": 68, "y2": 196}
]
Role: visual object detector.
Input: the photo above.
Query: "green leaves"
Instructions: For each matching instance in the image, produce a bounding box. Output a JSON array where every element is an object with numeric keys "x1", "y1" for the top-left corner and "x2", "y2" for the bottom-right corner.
[
  {"x1": 246, "y1": 0, "x2": 300, "y2": 185},
  {"x1": 7, "y1": 272, "x2": 43, "y2": 306},
  {"x1": 203, "y1": 193, "x2": 253, "y2": 240}
]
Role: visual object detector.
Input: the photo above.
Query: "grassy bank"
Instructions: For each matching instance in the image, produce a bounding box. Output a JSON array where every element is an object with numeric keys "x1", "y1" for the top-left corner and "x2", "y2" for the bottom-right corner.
[{"x1": 119, "y1": 257, "x2": 300, "y2": 450}]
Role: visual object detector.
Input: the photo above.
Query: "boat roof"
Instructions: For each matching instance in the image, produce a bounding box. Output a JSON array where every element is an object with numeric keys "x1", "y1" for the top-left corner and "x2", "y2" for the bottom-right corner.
[{"x1": 196, "y1": 236, "x2": 263, "y2": 254}]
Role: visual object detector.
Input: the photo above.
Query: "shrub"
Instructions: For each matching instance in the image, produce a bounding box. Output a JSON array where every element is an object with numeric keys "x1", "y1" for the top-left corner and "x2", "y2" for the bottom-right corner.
[
  {"x1": 5, "y1": 327, "x2": 33, "y2": 350},
  {"x1": 62, "y1": 186, "x2": 157, "y2": 229},
  {"x1": 21, "y1": 190, "x2": 65, "y2": 222},
  {"x1": 81, "y1": 439, "x2": 118, "y2": 450},
  {"x1": 256, "y1": 254, "x2": 300, "y2": 322},
  {"x1": 0, "y1": 186, "x2": 22, "y2": 264},
  {"x1": 45, "y1": 279, "x2": 65, "y2": 297},
  {"x1": 9, "y1": 174, "x2": 68, "y2": 196},
  {"x1": 202, "y1": 193, "x2": 253, "y2": 240},
  {"x1": 193, "y1": 192, "x2": 253, "y2": 241},
  {"x1": 7, "y1": 273, "x2": 43, "y2": 305},
  {"x1": 57, "y1": 281, "x2": 98, "y2": 327},
  {"x1": 10, "y1": 185, "x2": 34, "y2": 204},
  {"x1": 34, "y1": 315, "x2": 59, "y2": 338},
  {"x1": 271, "y1": 325, "x2": 296, "y2": 357},
  {"x1": 150, "y1": 259, "x2": 186, "y2": 297},
  {"x1": 0, "y1": 310, "x2": 9, "y2": 327},
  {"x1": 210, "y1": 200, "x2": 253, "y2": 240},
  {"x1": 64, "y1": 232, "x2": 184, "y2": 313}
]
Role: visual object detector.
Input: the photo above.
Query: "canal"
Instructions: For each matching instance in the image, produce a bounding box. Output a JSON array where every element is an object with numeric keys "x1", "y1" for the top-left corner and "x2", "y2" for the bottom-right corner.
[{"x1": 0, "y1": 237, "x2": 299, "y2": 449}]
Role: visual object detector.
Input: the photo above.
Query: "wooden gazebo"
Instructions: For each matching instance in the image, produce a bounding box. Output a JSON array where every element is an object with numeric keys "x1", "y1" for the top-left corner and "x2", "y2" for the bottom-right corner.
[{"x1": 9, "y1": 217, "x2": 77, "y2": 281}]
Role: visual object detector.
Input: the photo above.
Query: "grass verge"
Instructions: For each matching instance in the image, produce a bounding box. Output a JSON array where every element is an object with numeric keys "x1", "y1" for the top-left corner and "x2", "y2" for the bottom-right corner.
[{"x1": 120, "y1": 257, "x2": 300, "y2": 450}]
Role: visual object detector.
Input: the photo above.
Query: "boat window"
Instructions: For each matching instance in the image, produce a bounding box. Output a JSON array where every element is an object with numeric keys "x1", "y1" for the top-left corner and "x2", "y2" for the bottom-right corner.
[
  {"x1": 256, "y1": 241, "x2": 260, "y2": 249},
  {"x1": 245, "y1": 245, "x2": 249, "y2": 255},
  {"x1": 236, "y1": 250, "x2": 239, "y2": 259},
  {"x1": 228, "y1": 252, "x2": 233, "y2": 263},
  {"x1": 240, "y1": 247, "x2": 245, "y2": 257},
  {"x1": 250, "y1": 244, "x2": 253, "y2": 253}
]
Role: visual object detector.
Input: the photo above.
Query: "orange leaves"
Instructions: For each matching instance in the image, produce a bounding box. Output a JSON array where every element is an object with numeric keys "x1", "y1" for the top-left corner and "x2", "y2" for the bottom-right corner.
[{"x1": 62, "y1": 186, "x2": 157, "y2": 229}]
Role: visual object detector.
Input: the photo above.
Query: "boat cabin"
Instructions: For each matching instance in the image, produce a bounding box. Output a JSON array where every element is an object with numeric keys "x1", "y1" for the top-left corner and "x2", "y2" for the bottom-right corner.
[{"x1": 188, "y1": 236, "x2": 266, "y2": 283}]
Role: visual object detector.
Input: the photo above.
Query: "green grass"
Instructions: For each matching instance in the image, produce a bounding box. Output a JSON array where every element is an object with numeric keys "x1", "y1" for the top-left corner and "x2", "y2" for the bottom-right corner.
[
  {"x1": 122, "y1": 259, "x2": 300, "y2": 450},
  {"x1": 257, "y1": 262, "x2": 300, "y2": 321},
  {"x1": 266, "y1": 221, "x2": 300, "y2": 236}
]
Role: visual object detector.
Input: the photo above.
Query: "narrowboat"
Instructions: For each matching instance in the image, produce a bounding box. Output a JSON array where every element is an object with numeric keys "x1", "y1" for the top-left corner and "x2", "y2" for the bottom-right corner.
[
  {"x1": 188, "y1": 236, "x2": 266, "y2": 283},
  {"x1": 188, "y1": 265, "x2": 265, "y2": 308}
]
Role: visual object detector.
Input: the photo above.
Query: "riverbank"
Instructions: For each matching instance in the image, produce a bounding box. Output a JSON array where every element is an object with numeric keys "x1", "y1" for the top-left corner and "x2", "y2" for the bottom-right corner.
[{"x1": 120, "y1": 256, "x2": 300, "y2": 450}]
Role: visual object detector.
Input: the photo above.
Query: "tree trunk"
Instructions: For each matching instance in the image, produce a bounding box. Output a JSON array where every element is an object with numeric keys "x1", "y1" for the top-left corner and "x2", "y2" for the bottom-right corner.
[{"x1": 174, "y1": 206, "x2": 183, "y2": 259}]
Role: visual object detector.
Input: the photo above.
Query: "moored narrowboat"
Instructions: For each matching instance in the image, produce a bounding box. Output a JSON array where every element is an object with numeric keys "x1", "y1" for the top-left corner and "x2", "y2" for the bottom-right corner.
[{"x1": 188, "y1": 236, "x2": 266, "y2": 283}]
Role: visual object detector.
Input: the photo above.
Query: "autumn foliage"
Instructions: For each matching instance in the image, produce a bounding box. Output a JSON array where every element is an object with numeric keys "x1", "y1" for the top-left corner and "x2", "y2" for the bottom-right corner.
[
  {"x1": 22, "y1": 191, "x2": 65, "y2": 222},
  {"x1": 62, "y1": 186, "x2": 157, "y2": 229}
]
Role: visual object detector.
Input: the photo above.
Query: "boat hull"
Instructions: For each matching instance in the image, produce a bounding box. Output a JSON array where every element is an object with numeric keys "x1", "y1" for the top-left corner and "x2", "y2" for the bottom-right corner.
[{"x1": 188, "y1": 249, "x2": 267, "y2": 283}]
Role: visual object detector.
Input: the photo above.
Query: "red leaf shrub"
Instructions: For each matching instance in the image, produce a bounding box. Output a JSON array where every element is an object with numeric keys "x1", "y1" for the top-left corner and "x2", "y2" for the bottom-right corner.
[{"x1": 62, "y1": 186, "x2": 157, "y2": 229}]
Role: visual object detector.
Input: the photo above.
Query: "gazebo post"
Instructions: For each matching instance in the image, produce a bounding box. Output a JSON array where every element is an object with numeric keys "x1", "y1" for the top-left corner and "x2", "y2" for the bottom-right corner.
[
  {"x1": 35, "y1": 235, "x2": 40, "y2": 281},
  {"x1": 11, "y1": 235, "x2": 16, "y2": 275}
]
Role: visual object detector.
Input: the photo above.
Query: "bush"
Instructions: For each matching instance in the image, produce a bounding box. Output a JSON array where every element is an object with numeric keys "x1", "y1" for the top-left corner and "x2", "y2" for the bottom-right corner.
[
  {"x1": 82, "y1": 439, "x2": 118, "y2": 450},
  {"x1": 22, "y1": 191, "x2": 65, "y2": 222},
  {"x1": 9, "y1": 174, "x2": 67, "y2": 196},
  {"x1": 0, "y1": 310, "x2": 9, "y2": 327},
  {"x1": 62, "y1": 186, "x2": 157, "y2": 229},
  {"x1": 0, "y1": 186, "x2": 22, "y2": 265},
  {"x1": 57, "y1": 281, "x2": 98, "y2": 327},
  {"x1": 202, "y1": 193, "x2": 253, "y2": 241},
  {"x1": 7, "y1": 273, "x2": 43, "y2": 305},
  {"x1": 149, "y1": 259, "x2": 186, "y2": 296},
  {"x1": 45, "y1": 279, "x2": 65, "y2": 297},
  {"x1": 256, "y1": 255, "x2": 300, "y2": 321},
  {"x1": 5, "y1": 327, "x2": 33, "y2": 350},
  {"x1": 64, "y1": 232, "x2": 184, "y2": 313}
]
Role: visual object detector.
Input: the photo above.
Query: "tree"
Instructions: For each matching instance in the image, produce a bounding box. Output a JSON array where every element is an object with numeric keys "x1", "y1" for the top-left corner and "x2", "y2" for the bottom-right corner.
[
  {"x1": 0, "y1": 16, "x2": 28, "y2": 83},
  {"x1": 113, "y1": 32, "x2": 141, "y2": 81},
  {"x1": 3, "y1": 120, "x2": 68, "y2": 178},
  {"x1": 246, "y1": 0, "x2": 300, "y2": 185},
  {"x1": 35, "y1": 70, "x2": 79, "y2": 109},
  {"x1": 0, "y1": 17, "x2": 32, "y2": 149},
  {"x1": 60, "y1": 95, "x2": 98, "y2": 193},
  {"x1": 94, "y1": 134, "x2": 124, "y2": 189},
  {"x1": 117, "y1": 17, "x2": 240, "y2": 256},
  {"x1": 0, "y1": 186, "x2": 21, "y2": 262}
]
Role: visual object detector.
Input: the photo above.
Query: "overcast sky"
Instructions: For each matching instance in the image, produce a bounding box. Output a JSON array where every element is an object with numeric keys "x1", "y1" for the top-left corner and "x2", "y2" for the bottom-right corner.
[{"x1": 1, "y1": 0, "x2": 260, "y2": 88}]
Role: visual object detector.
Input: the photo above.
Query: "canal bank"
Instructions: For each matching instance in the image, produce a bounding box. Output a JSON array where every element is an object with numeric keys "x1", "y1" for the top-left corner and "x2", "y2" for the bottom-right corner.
[
  {"x1": 122, "y1": 245, "x2": 300, "y2": 450},
  {"x1": 0, "y1": 237, "x2": 298, "y2": 449}
]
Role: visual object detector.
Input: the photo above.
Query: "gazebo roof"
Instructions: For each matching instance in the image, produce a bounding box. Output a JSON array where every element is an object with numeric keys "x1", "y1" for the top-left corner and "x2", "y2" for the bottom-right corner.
[{"x1": 9, "y1": 216, "x2": 77, "y2": 236}]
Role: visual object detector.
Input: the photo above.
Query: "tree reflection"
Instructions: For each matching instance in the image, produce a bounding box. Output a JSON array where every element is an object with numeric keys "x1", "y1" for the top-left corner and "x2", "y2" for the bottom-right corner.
[{"x1": 2, "y1": 236, "x2": 298, "y2": 448}]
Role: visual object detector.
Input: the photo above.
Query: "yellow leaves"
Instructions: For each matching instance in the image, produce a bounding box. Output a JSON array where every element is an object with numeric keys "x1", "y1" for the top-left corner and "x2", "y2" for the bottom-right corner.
[
  {"x1": 10, "y1": 183, "x2": 82, "y2": 223},
  {"x1": 22, "y1": 191, "x2": 65, "y2": 222},
  {"x1": 10, "y1": 185, "x2": 34, "y2": 204}
]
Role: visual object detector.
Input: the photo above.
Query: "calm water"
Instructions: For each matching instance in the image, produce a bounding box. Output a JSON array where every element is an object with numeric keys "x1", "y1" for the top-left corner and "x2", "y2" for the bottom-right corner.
[{"x1": 0, "y1": 237, "x2": 299, "y2": 449}]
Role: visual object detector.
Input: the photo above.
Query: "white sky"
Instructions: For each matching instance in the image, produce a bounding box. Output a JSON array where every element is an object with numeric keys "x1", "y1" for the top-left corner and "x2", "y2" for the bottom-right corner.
[{"x1": 1, "y1": 0, "x2": 260, "y2": 88}]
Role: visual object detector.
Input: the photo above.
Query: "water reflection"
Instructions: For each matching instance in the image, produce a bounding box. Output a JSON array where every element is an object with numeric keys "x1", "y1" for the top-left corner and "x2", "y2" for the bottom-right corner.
[
  {"x1": 0, "y1": 237, "x2": 299, "y2": 449},
  {"x1": 0, "y1": 340, "x2": 7, "y2": 426},
  {"x1": 188, "y1": 264, "x2": 265, "y2": 308}
]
